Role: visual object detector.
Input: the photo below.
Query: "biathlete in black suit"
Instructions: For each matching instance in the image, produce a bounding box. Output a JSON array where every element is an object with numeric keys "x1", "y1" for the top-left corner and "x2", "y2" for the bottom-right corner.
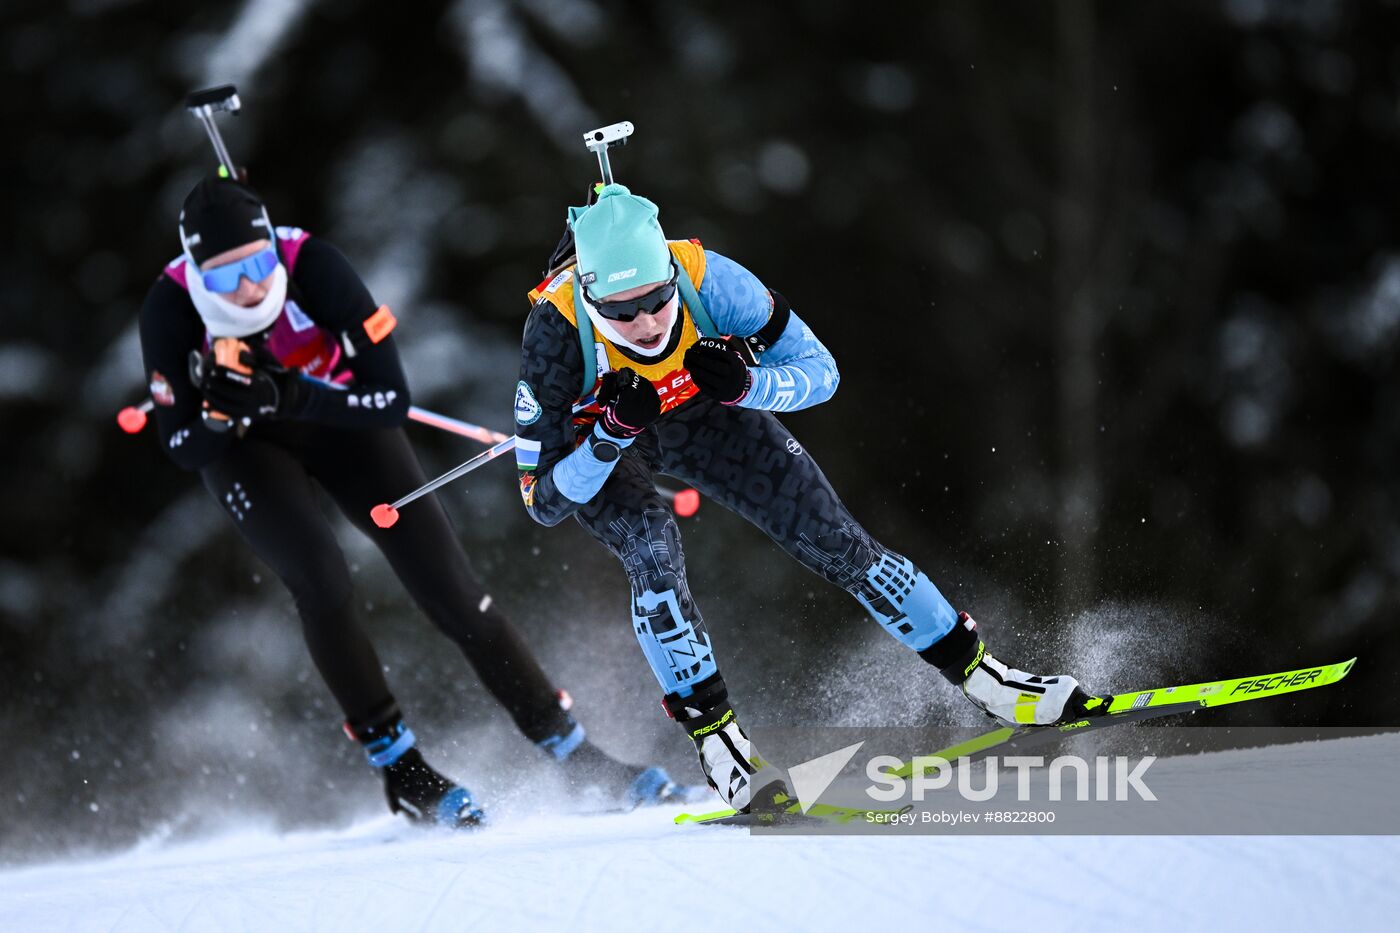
[{"x1": 138, "y1": 177, "x2": 681, "y2": 827}]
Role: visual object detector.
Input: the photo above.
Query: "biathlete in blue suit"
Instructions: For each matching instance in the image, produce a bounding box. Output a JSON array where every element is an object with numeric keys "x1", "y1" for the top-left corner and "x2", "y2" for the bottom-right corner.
[{"x1": 514, "y1": 184, "x2": 1093, "y2": 811}]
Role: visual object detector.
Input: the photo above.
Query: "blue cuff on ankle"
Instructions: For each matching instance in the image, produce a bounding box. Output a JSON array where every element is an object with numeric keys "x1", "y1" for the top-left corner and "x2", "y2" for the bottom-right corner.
[
  {"x1": 365, "y1": 726, "x2": 416, "y2": 767},
  {"x1": 536, "y1": 721, "x2": 586, "y2": 761},
  {"x1": 628, "y1": 766, "x2": 674, "y2": 805}
]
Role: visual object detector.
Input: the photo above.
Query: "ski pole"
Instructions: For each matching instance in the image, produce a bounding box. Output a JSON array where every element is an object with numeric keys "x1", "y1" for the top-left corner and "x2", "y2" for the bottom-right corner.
[
  {"x1": 369, "y1": 396, "x2": 595, "y2": 529},
  {"x1": 370, "y1": 435, "x2": 517, "y2": 529},
  {"x1": 404, "y1": 407, "x2": 508, "y2": 445},
  {"x1": 369, "y1": 436, "x2": 703, "y2": 528},
  {"x1": 369, "y1": 436, "x2": 703, "y2": 530},
  {"x1": 119, "y1": 389, "x2": 702, "y2": 522},
  {"x1": 116, "y1": 399, "x2": 155, "y2": 434},
  {"x1": 657, "y1": 485, "x2": 701, "y2": 518},
  {"x1": 407, "y1": 413, "x2": 695, "y2": 513},
  {"x1": 116, "y1": 394, "x2": 507, "y2": 445}
]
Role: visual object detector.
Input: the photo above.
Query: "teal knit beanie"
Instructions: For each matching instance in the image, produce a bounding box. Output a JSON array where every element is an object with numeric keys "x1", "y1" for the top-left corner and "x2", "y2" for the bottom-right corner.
[{"x1": 568, "y1": 184, "x2": 671, "y2": 299}]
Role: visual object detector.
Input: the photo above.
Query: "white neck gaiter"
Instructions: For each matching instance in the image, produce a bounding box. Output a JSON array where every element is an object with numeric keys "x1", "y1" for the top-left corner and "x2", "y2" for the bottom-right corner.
[
  {"x1": 186, "y1": 260, "x2": 287, "y2": 338},
  {"x1": 581, "y1": 292, "x2": 681, "y2": 359}
]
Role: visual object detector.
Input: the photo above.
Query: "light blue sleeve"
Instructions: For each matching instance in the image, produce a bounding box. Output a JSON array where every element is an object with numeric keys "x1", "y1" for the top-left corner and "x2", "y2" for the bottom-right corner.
[
  {"x1": 550, "y1": 423, "x2": 634, "y2": 504},
  {"x1": 699, "y1": 251, "x2": 772, "y2": 336},
  {"x1": 738, "y1": 312, "x2": 840, "y2": 412},
  {"x1": 695, "y1": 250, "x2": 840, "y2": 413}
]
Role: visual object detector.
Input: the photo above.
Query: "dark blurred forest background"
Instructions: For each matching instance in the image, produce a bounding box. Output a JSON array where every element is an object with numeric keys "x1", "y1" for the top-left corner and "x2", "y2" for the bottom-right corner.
[{"x1": 4, "y1": 0, "x2": 1398, "y2": 862}]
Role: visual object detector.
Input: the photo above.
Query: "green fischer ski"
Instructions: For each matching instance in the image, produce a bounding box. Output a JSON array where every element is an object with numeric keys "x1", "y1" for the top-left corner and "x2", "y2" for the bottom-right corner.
[
  {"x1": 674, "y1": 792, "x2": 909, "y2": 828},
  {"x1": 1102, "y1": 656, "x2": 1355, "y2": 713},
  {"x1": 887, "y1": 656, "x2": 1356, "y2": 779},
  {"x1": 675, "y1": 657, "x2": 1358, "y2": 822}
]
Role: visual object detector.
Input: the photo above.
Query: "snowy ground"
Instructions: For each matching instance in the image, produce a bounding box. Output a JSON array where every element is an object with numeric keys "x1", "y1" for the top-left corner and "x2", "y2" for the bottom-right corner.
[{"x1": 4, "y1": 737, "x2": 1399, "y2": 932}]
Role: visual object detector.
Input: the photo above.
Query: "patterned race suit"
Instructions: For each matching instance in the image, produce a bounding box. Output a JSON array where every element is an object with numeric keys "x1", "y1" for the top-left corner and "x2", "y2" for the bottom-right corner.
[{"x1": 515, "y1": 240, "x2": 962, "y2": 701}]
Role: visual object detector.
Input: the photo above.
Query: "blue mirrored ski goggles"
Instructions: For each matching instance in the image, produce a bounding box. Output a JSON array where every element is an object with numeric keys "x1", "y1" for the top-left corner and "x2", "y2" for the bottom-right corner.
[{"x1": 200, "y1": 246, "x2": 280, "y2": 293}]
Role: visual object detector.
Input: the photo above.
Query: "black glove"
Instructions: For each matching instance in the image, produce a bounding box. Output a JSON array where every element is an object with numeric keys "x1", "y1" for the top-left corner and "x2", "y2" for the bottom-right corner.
[
  {"x1": 596, "y1": 367, "x2": 661, "y2": 438},
  {"x1": 198, "y1": 344, "x2": 304, "y2": 422},
  {"x1": 684, "y1": 338, "x2": 751, "y2": 405}
]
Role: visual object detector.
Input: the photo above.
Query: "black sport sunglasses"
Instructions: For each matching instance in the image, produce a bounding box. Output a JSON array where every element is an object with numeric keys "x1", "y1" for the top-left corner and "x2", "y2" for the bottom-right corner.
[{"x1": 583, "y1": 263, "x2": 680, "y2": 322}]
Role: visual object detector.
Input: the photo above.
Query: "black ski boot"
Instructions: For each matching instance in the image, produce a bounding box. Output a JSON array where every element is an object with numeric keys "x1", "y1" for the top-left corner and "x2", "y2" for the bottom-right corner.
[
  {"x1": 534, "y1": 690, "x2": 694, "y2": 807},
  {"x1": 345, "y1": 702, "x2": 484, "y2": 829}
]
